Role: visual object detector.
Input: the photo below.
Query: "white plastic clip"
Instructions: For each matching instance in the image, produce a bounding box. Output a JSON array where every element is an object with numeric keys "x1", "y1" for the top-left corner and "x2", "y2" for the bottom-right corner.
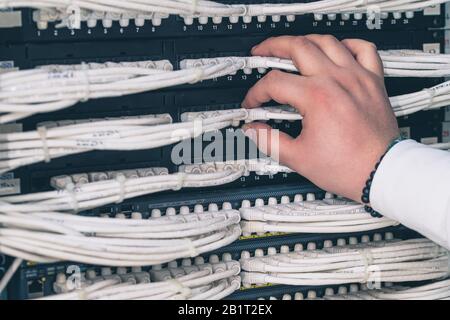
[
  {"x1": 359, "y1": 248, "x2": 374, "y2": 283},
  {"x1": 115, "y1": 174, "x2": 126, "y2": 204},
  {"x1": 424, "y1": 88, "x2": 436, "y2": 110},
  {"x1": 189, "y1": 67, "x2": 204, "y2": 84},
  {"x1": 167, "y1": 279, "x2": 192, "y2": 299},
  {"x1": 173, "y1": 172, "x2": 186, "y2": 191},
  {"x1": 184, "y1": 238, "x2": 199, "y2": 258},
  {"x1": 80, "y1": 62, "x2": 90, "y2": 102},
  {"x1": 65, "y1": 182, "x2": 79, "y2": 213},
  {"x1": 236, "y1": 4, "x2": 248, "y2": 17},
  {"x1": 192, "y1": 118, "x2": 203, "y2": 138},
  {"x1": 191, "y1": 0, "x2": 199, "y2": 14},
  {"x1": 37, "y1": 126, "x2": 51, "y2": 163},
  {"x1": 76, "y1": 288, "x2": 87, "y2": 300}
]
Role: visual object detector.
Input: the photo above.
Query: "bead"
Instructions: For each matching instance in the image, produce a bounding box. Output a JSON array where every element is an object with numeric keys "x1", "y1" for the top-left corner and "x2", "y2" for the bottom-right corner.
[
  {"x1": 370, "y1": 210, "x2": 383, "y2": 218},
  {"x1": 365, "y1": 180, "x2": 372, "y2": 188},
  {"x1": 363, "y1": 187, "x2": 370, "y2": 195},
  {"x1": 361, "y1": 195, "x2": 370, "y2": 203}
]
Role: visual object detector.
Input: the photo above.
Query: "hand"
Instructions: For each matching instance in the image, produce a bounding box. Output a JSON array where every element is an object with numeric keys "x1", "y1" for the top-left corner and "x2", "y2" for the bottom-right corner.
[{"x1": 242, "y1": 35, "x2": 400, "y2": 202}]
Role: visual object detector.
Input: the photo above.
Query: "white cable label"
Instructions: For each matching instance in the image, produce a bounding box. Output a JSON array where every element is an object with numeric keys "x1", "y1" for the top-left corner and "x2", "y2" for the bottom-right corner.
[
  {"x1": 0, "y1": 10, "x2": 22, "y2": 28},
  {"x1": 0, "y1": 60, "x2": 17, "y2": 74},
  {"x1": 0, "y1": 173, "x2": 20, "y2": 196}
]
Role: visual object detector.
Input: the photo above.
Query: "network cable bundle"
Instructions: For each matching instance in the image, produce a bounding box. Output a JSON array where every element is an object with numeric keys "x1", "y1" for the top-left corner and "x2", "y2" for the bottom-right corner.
[{"x1": 0, "y1": 0, "x2": 449, "y2": 301}]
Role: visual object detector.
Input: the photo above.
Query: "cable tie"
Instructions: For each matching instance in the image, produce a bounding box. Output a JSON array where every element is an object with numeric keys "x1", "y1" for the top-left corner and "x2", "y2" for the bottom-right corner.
[
  {"x1": 173, "y1": 172, "x2": 187, "y2": 191},
  {"x1": 423, "y1": 88, "x2": 436, "y2": 110},
  {"x1": 191, "y1": 0, "x2": 198, "y2": 14},
  {"x1": 167, "y1": 279, "x2": 192, "y2": 299},
  {"x1": 80, "y1": 62, "x2": 90, "y2": 102},
  {"x1": 76, "y1": 288, "x2": 87, "y2": 300},
  {"x1": 193, "y1": 118, "x2": 203, "y2": 138},
  {"x1": 37, "y1": 126, "x2": 51, "y2": 163},
  {"x1": 236, "y1": 4, "x2": 248, "y2": 17},
  {"x1": 190, "y1": 67, "x2": 204, "y2": 84},
  {"x1": 115, "y1": 175, "x2": 126, "y2": 204},
  {"x1": 65, "y1": 182, "x2": 79, "y2": 213},
  {"x1": 358, "y1": 248, "x2": 373, "y2": 283},
  {"x1": 185, "y1": 238, "x2": 199, "y2": 258}
]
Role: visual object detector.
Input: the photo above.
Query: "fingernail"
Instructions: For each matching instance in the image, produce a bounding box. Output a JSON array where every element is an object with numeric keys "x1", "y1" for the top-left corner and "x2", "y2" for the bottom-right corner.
[{"x1": 251, "y1": 45, "x2": 259, "y2": 54}]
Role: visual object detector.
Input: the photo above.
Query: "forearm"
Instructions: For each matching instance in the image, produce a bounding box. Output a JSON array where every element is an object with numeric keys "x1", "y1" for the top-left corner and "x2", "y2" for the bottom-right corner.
[{"x1": 371, "y1": 140, "x2": 450, "y2": 249}]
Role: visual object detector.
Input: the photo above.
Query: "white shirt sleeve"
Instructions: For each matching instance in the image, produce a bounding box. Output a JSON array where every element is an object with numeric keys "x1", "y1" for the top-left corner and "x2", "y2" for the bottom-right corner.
[{"x1": 371, "y1": 139, "x2": 450, "y2": 249}]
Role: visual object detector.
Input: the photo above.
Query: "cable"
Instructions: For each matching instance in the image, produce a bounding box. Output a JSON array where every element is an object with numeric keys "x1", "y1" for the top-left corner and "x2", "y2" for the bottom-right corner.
[
  {"x1": 2, "y1": 50, "x2": 450, "y2": 124},
  {"x1": 241, "y1": 238, "x2": 449, "y2": 286},
  {"x1": 240, "y1": 194, "x2": 400, "y2": 235},
  {"x1": 0, "y1": 107, "x2": 300, "y2": 173},
  {"x1": 0, "y1": 257, "x2": 22, "y2": 295},
  {"x1": 318, "y1": 279, "x2": 450, "y2": 300},
  {"x1": 0, "y1": 209, "x2": 242, "y2": 266},
  {"x1": 2, "y1": 0, "x2": 447, "y2": 24},
  {"x1": 36, "y1": 257, "x2": 241, "y2": 300},
  {"x1": 1, "y1": 101, "x2": 446, "y2": 174},
  {"x1": 0, "y1": 58, "x2": 242, "y2": 123},
  {"x1": 181, "y1": 51, "x2": 450, "y2": 78},
  {"x1": 0, "y1": 159, "x2": 291, "y2": 212}
]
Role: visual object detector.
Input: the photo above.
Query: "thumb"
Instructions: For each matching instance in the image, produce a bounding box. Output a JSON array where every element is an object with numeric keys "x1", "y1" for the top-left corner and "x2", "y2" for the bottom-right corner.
[{"x1": 242, "y1": 122, "x2": 296, "y2": 167}]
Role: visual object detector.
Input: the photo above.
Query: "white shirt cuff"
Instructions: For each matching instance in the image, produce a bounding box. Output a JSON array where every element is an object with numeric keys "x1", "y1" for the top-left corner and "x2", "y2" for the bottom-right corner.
[{"x1": 371, "y1": 139, "x2": 450, "y2": 249}]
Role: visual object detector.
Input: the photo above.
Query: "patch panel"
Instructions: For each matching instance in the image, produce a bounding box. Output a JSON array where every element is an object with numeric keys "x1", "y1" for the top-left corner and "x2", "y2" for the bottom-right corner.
[
  {"x1": 1, "y1": 0, "x2": 449, "y2": 302},
  {"x1": 2, "y1": 180, "x2": 418, "y2": 300},
  {"x1": 0, "y1": 4, "x2": 444, "y2": 44},
  {"x1": 7, "y1": 223, "x2": 418, "y2": 300}
]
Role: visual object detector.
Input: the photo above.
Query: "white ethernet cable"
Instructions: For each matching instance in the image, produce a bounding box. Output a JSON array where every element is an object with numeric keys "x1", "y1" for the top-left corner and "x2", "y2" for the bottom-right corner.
[
  {"x1": 0, "y1": 159, "x2": 291, "y2": 213},
  {"x1": 1, "y1": 0, "x2": 447, "y2": 27},
  {"x1": 181, "y1": 50, "x2": 450, "y2": 78},
  {"x1": 258, "y1": 280, "x2": 450, "y2": 300},
  {"x1": 2, "y1": 50, "x2": 450, "y2": 124},
  {"x1": 317, "y1": 279, "x2": 450, "y2": 300},
  {"x1": 0, "y1": 99, "x2": 446, "y2": 175},
  {"x1": 0, "y1": 107, "x2": 300, "y2": 174},
  {"x1": 240, "y1": 194, "x2": 399, "y2": 235},
  {"x1": 37, "y1": 256, "x2": 241, "y2": 300},
  {"x1": 0, "y1": 58, "x2": 242, "y2": 123},
  {"x1": 181, "y1": 72, "x2": 450, "y2": 117},
  {"x1": 0, "y1": 206, "x2": 241, "y2": 266},
  {"x1": 48, "y1": 170, "x2": 400, "y2": 236},
  {"x1": 240, "y1": 238, "x2": 449, "y2": 286}
]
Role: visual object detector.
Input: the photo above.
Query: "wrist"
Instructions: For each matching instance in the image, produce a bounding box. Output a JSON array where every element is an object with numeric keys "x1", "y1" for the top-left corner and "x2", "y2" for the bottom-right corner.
[{"x1": 360, "y1": 135, "x2": 406, "y2": 217}]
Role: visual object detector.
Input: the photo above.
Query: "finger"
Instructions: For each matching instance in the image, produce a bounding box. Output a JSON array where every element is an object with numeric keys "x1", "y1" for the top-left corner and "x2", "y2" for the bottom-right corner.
[
  {"x1": 242, "y1": 122, "x2": 299, "y2": 167},
  {"x1": 251, "y1": 36, "x2": 337, "y2": 76},
  {"x1": 341, "y1": 39, "x2": 384, "y2": 78},
  {"x1": 304, "y1": 34, "x2": 357, "y2": 67},
  {"x1": 241, "y1": 70, "x2": 314, "y2": 116}
]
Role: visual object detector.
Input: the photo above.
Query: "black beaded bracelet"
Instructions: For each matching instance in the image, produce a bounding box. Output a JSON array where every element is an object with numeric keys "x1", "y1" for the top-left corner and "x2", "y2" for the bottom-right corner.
[{"x1": 361, "y1": 136, "x2": 406, "y2": 218}]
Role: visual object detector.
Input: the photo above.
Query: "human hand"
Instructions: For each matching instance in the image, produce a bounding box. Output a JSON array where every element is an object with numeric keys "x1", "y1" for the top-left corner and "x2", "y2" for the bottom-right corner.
[{"x1": 242, "y1": 35, "x2": 400, "y2": 202}]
